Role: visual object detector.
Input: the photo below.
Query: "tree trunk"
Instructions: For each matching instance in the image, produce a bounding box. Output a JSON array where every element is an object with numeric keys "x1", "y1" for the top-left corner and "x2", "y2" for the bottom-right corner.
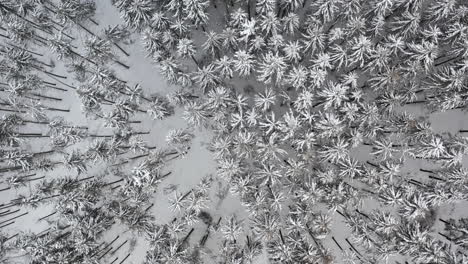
[
  {"x1": 4, "y1": 43, "x2": 43, "y2": 56},
  {"x1": 118, "y1": 253, "x2": 130, "y2": 264},
  {"x1": 278, "y1": 229, "x2": 285, "y2": 244},
  {"x1": 89, "y1": 18, "x2": 99, "y2": 26},
  {"x1": 18, "y1": 132, "x2": 47, "y2": 137},
  {"x1": 40, "y1": 69, "x2": 68, "y2": 79},
  {"x1": 405, "y1": 100, "x2": 426, "y2": 105},
  {"x1": 0, "y1": 3, "x2": 54, "y2": 36},
  {"x1": 428, "y1": 175, "x2": 445, "y2": 181},
  {"x1": 114, "y1": 59, "x2": 130, "y2": 69},
  {"x1": 45, "y1": 76, "x2": 77, "y2": 90},
  {"x1": 5, "y1": 233, "x2": 18, "y2": 241},
  {"x1": 164, "y1": 152, "x2": 186, "y2": 162},
  {"x1": 345, "y1": 238, "x2": 362, "y2": 256},
  {"x1": 366, "y1": 161, "x2": 379, "y2": 168},
  {"x1": 332, "y1": 236, "x2": 343, "y2": 251},
  {"x1": 90, "y1": 235, "x2": 119, "y2": 258},
  {"x1": 113, "y1": 43, "x2": 130, "y2": 57},
  {"x1": 191, "y1": 55, "x2": 200, "y2": 67},
  {"x1": 355, "y1": 209, "x2": 369, "y2": 218},
  {"x1": 336, "y1": 210, "x2": 346, "y2": 218},
  {"x1": 110, "y1": 240, "x2": 128, "y2": 255},
  {"x1": 15, "y1": 134, "x2": 48, "y2": 138},
  {"x1": 35, "y1": 59, "x2": 54, "y2": 68},
  {"x1": 44, "y1": 83, "x2": 67, "y2": 92},
  {"x1": 69, "y1": 49, "x2": 97, "y2": 66},
  {"x1": 44, "y1": 106, "x2": 70, "y2": 112},
  {"x1": 0, "y1": 108, "x2": 25, "y2": 113},
  {"x1": 0, "y1": 165, "x2": 23, "y2": 173},
  {"x1": 200, "y1": 233, "x2": 209, "y2": 246},
  {"x1": 0, "y1": 33, "x2": 10, "y2": 40},
  {"x1": 51, "y1": 25, "x2": 75, "y2": 40},
  {"x1": 438, "y1": 232, "x2": 452, "y2": 241},
  {"x1": 435, "y1": 55, "x2": 460, "y2": 67},
  {"x1": 98, "y1": 247, "x2": 114, "y2": 260},
  {"x1": 159, "y1": 171, "x2": 172, "y2": 180},
  {"x1": 103, "y1": 178, "x2": 124, "y2": 187},
  {"x1": 0, "y1": 221, "x2": 15, "y2": 229},
  {"x1": 32, "y1": 35, "x2": 48, "y2": 46},
  {"x1": 325, "y1": 14, "x2": 342, "y2": 34},
  {"x1": 38, "y1": 211, "x2": 56, "y2": 221},
  {"x1": 181, "y1": 190, "x2": 193, "y2": 201},
  {"x1": 18, "y1": 176, "x2": 45, "y2": 183},
  {"x1": 29, "y1": 92, "x2": 62, "y2": 101},
  {"x1": 0, "y1": 212, "x2": 28, "y2": 225},
  {"x1": 32, "y1": 149, "x2": 55, "y2": 156},
  {"x1": 0, "y1": 209, "x2": 19, "y2": 217},
  {"x1": 21, "y1": 119, "x2": 49, "y2": 125},
  {"x1": 177, "y1": 228, "x2": 194, "y2": 252}
]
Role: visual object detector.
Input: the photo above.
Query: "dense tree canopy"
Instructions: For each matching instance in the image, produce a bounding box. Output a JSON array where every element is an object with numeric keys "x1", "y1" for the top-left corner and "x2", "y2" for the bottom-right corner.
[{"x1": 0, "y1": 0, "x2": 468, "y2": 263}]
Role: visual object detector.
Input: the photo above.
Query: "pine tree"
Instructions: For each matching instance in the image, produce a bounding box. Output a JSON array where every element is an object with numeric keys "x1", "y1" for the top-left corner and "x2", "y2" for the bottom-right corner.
[
  {"x1": 120, "y1": 0, "x2": 155, "y2": 31},
  {"x1": 257, "y1": 52, "x2": 287, "y2": 85}
]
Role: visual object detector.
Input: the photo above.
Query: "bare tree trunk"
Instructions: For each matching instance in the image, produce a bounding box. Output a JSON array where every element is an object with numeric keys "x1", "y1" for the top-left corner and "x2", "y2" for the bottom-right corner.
[
  {"x1": 5, "y1": 233, "x2": 18, "y2": 241},
  {"x1": 91, "y1": 235, "x2": 119, "y2": 258},
  {"x1": 435, "y1": 55, "x2": 461, "y2": 67},
  {"x1": 113, "y1": 43, "x2": 130, "y2": 57},
  {"x1": 113, "y1": 59, "x2": 130, "y2": 69},
  {"x1": 38, "y1": 211, "x2": 57, "y2": 221},
  {"x1": 405, "y1": 100, "x2": 426, "y2": 105},
  {"x1": 45, "y1": 75, "x2": 78, "y2": 90},
  {"x1": 0, "y1": 212, "x2": 28, "y2": 225},
  {"x1": 39, "y1": 69, "x2": 68, "y2": 79},
  {"x1": 3, "y1": 43, "x2": 43, "y2": 56},
  {"x1": 366, "y1": 161, "x2": 379, "y2": 168},
  {"x1": 332, "y1": 236, "x2": 343, "y2": 251},
  {"x1": 428, "y1": 175, "x2": 445, "y2": 181},
  {"x1": 345, "y1": 238, "x2": 362, "y2": 256},
  {"x1": 110, "y1": 240, "x2": 128, "y2": 255},
  {"x1": 419, "y1": 168, "x2": 433, "y2": 173},
  {"x1": 355, "y1": 209, "x2": 369, "y2": 218},
  {"x1": 29, "y1": 92, "x2": 62, "y2": 101},
  {"x1": 0, "y1": 108, "x2": 25, "y2": 113},
  {"x1": 278, "y1": 229, "x2": 285, "y2": 244},
  {"x1": 0, "y1": 221, "x2": 15, "y2": 229},
  {"x1": 191, "y1": 55, "x2": 200, "y2": 67},
  {"x1": 89, "y1": 18, "x2": 99, "y2": 26},
  {"x1": 0, "y1": 209, "x2": 19, "y2": 217},
  {"x1": 44, "y1": 106, "x2": 70, "y2": 112},
  {"x1": 17, "y1": 176, "x2": 45, "y2": 183},
  {"x1": 0, "y1": 165, "x2": 23, "y2": 173},
  {"x1": 0, "y1": 3, "x2": 54, "y2": 36},
  {"x1": 247, "y1": 0, "x2": 252, "y2": 20},
  {"x1": 17, "y1": 133, "x2": 47, "y2": 137},
  {"x1": 103, "y1": 178, "x2": 124, "y2": 187},
  {"x1": 97, "y1": 246, "x2": 113, "y2": 259},
  {"x1": 439, "y1": 219, "x2": 452, "y2": 225},
  {"x1": 118, "y1": 253, "x2": 131, "y2": 264},
  {"x1": 438, "y1": 232, "x2": 452, "y2": 241},
  {"x1": 177, "y1": 228, "x2": 194, "y2": 252}
]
